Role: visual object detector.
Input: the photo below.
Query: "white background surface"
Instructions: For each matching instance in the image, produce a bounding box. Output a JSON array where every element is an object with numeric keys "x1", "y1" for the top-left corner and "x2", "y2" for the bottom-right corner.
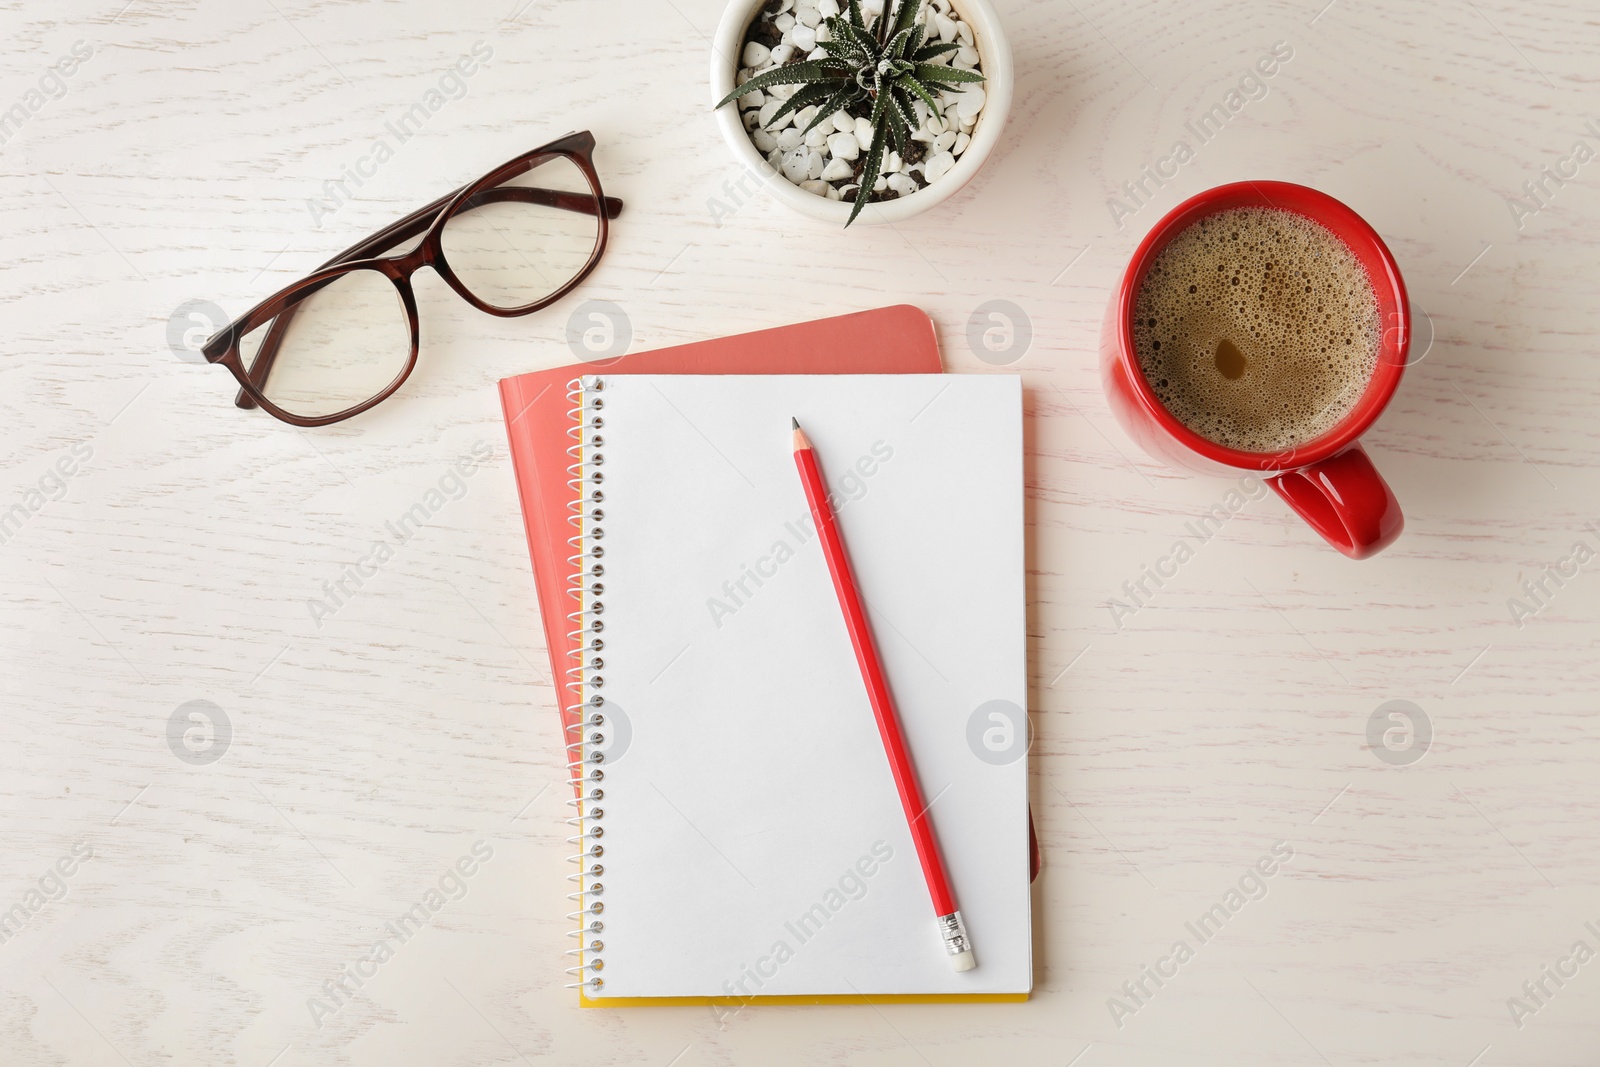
[{"x1": 2, "y1": 0, "x2": 1598, "y2": 1064}]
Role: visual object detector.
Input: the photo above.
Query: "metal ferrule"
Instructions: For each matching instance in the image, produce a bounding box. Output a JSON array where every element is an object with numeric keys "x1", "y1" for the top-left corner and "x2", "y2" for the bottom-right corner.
[{"x1": 936, "y1": 911, "x2": 971, "y2": 956}]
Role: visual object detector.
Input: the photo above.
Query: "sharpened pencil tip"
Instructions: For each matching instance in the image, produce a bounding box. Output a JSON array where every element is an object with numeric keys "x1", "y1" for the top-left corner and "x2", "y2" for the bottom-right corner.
[{"x1": 791, "y1": 417, "x2": 799, "y2": 429}]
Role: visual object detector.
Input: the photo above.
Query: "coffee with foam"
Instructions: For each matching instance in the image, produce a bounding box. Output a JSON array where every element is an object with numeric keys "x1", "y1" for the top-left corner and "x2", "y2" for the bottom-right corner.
[{"x1": 1132, "y1": 206, "x2": 1381, "y2": 454}]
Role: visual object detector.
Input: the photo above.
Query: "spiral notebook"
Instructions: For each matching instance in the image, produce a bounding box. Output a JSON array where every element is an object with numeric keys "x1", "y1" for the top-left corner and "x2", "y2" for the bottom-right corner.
[{"x1": 563, "y1": 373, "x2": 1031, "y2": 1004}]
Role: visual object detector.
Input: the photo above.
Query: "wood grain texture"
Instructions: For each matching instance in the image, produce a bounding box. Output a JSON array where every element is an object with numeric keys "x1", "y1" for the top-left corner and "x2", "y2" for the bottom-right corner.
[{"x1": 2, "y1": 0, "x2": 1598, "y2": 1063}]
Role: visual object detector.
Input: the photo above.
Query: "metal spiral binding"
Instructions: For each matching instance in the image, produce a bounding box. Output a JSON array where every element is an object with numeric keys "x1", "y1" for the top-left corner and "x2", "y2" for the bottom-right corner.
[{"x1": 563, "y1": 375, "x2": 608, "y2": 993}]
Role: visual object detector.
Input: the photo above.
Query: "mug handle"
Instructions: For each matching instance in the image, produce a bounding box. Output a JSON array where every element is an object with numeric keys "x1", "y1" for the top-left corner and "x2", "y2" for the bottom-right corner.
[{"x1": 1266, "y1": 443, "x2": 1403, "y2": 559}]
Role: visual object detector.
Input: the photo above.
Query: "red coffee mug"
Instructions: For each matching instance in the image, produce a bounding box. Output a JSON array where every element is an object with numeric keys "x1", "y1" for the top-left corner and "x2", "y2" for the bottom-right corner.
[{"x1": 1100, "y1": 181, "x2": 1409, "y2": 559}]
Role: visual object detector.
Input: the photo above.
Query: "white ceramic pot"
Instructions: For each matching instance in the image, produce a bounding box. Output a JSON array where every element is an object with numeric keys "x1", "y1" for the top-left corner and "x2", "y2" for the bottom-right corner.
[{"x1": 710, "y1": 0, "x2": 1013, "y2": 226}]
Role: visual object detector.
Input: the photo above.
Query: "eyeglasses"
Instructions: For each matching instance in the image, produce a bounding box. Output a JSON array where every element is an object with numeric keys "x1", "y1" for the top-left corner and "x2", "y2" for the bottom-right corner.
[{"x1": 201, "y1": 131, "x2": 622, "y2": 426}]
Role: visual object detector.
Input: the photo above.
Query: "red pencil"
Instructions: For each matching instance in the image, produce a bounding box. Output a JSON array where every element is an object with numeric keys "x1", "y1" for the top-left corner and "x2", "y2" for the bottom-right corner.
[{"x1": 791, "y1": 418, "x2": 975, "y2": 972}]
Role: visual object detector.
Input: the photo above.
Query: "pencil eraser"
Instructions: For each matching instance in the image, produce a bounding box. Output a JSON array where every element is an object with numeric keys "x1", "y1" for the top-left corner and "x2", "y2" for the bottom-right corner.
[{"x1": 950, "y1": 947, "x2": 977, "y2": 972}]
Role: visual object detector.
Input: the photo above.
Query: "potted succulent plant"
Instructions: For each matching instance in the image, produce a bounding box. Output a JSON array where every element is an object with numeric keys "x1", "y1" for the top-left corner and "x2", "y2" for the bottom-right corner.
[{"x1": 711, "y1": 0, "x2": 1012, "y2": 227}]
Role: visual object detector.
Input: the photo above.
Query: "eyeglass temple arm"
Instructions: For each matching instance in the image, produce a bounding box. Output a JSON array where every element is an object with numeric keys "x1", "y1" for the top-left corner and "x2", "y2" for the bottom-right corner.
[{"x1": 234, "y1": 185, "x2": 624, "y2": 410}]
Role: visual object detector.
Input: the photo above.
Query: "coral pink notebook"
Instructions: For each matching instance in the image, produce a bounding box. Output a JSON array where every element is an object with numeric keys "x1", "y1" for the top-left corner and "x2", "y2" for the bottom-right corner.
[{"x1": 495, "y1": 307, "x2": 1039, "y2": 1005}]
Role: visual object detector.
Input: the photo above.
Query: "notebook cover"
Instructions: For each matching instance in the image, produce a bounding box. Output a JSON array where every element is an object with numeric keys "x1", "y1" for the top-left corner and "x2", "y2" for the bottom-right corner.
[{"x1": 496, "y1": 306, "x2": 1036, "y2": 1006}]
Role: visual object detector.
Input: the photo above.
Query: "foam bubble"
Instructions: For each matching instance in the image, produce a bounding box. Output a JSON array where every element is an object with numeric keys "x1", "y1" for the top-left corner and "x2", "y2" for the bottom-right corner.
[{"x1": 1132, "y1": 207, "x2": 1381, "y2": 453}]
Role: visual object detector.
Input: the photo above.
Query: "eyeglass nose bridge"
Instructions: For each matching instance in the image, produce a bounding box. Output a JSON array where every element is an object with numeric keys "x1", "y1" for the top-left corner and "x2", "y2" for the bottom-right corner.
[
  {"x1": 374, "y1": 238, "x2": 440, "y2": 281},
  {"x1": 377, "y1": 252, "x2": 448, "y2": 334}
]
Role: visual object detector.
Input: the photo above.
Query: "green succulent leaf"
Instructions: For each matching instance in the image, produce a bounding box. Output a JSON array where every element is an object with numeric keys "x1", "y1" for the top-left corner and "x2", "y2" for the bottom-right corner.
[
  {"x1": 769, "y1": 80, "x2": 847, "y2": 127},
  {"x1": 829, "y1": 16, "x2": 866, "y2": 47},
  {"x1": 847, "y1": 0, "x2": 867, "y2": 32},
  {"x1": 884, "y1": 26, "x2": 918, "y2": 63},
  {"x1": 819, "y1": 29, "x2": 868, "y2": 66},
  {"x1": 904, "y1": 23, "x2": 927, "y2": 57},
  {"x1": 890, "y1": 0, "x2": 923, "y2": 37},
  {"x1": 912, "y1": 62, "x2": 985, "y2": 85},
  {"x1": 900, "y1": 73, "x2": 943, "y2": 118},
  {"x1": 885, "y1": 116, "x2": 907, "y2": 156},
  {"x1": 913, "y1": 40, "x2": 960, "y2": 61},
  {"x1": 715, "y1": 62, "x2": 849, "y2": 109},
  {"x1": 886, "y1": 86, "x2": 917, "y2": 140},
  {"x1": 832, "y1": 19, "x2": 878, "y2": 69},
  {"x1": 847, "y1": 131, "x2": 888, "y2": 228},
  {"x1": 804, "y1": 86, "x2": 862, "y2": 134},
  {"x1": 867, "y1": 75, "x2": 893, "y2": 128}
]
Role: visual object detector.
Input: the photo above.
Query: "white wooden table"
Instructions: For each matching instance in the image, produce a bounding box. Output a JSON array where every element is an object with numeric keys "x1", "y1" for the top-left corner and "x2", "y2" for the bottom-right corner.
[{"x1": 4, "y1": 0, "x2": 1598, "y2": 1063}]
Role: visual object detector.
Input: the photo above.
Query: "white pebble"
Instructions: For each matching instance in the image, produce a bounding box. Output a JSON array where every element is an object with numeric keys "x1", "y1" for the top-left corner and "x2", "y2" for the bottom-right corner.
[
  {"x1": 855, "y1": 117, "x2": 874, "y2": 148},
  {"x1": 792, "y1": 24, "x2": 817, "y2": 50},
  {"x1": 739, "y1": 89, "x2": 765, "y2": 110},
  {"x1": 955, "y1": 46, "x2": 980, "y2": 68},
  {"x1": 770, "y1": 42, "x2": 795, "y2": 63},
  {"x1": 737, "y1": 66, "x2": 753, "y2": 85},
  {"x1": 819, "y1": 0, "x2": 840, "y2": 15},
  {"x1": 809, "y1": 126, "x2": 832, "y2": 148},
  {"x1": 934, "y1": 129, "x2": 957, "y2": 151},
  {"x1": 767, "y1": 146, "x2": 783, "y2": 168},
  {"x1": 822, "y1": 156, "x2": 854, "y2": 180},
  {"x1": 825, "y1": 183, "x2": 842, "y2": 200},
  {"x1": 872, "y1": 174, "x2": 888, "y2": 192},
  {"x1": 781, "y1": 149, "x2": 811, "y2": 182},
  {"x1": 910, "y1": 128, "x2": 933, "y2": 143},
  {"x1": 775, "y1": 11, "x2": 795, "y2": 30},
  {"x1": 923, "y1": 150, "x2": 955, "y2": 182},
  {"x1": 816, "y1": 23, "x2": 831, "y2": 42},
  {"x1": 934, "y1": 12, "x2": 956, "y2": 42},
  {"x1": 794, "y1": 104, "x2": 820, "y2": 130},
  {"x1": 959, "y1": 109, "x2": 977, "y2": 129},
  {"x1": 759, "y1": 99, "x2": 792, "y2": 128},
  {"x1": 884, "y1": 150, "x2": 902, "y2": 172},
  {"x1": 832, "y1": 111, "x2": 854, "y2": 133},
  {"x1": 743, "y1": 41, "x2": 771, "y2": 67},
  {"x1": 800, "y1": 178, "x2": 830, "y2": 196},
  {"x1": 953, "y1": 131, "x2": 970, "y2": 154},
  {"x1": 956, "y1": 19, "x2": 973, "y2": 44},
  {"x1": 863, "y1": 0, "x2": 883, "y2": 15},
  {"x1": 796, "y1": 4, "x2": 822, "y2": 28},
  {"x1": 752, "y1": 127, "x2": 778, "y2": 152},
  {"x1": 807, "y1": 48, "x2": 827, "y2": 59},
  {"x1": 827, "y1": 130, "x2": 860, "y2": 160},
  {"x1": 887, "y1": 172, "x2": 918, "y2": 197},
  {"x1": 769, "y1": 83, "x2": 797, "y2": 100},
  {"x1": 956, "y1": 87, "x2": 986, "y2": 119},
  {"x1": 777, "y1": 127, "x2": 803, "y2": 150},
  {"x1": 807, "y1": 150, "x2": 825, "y2": 179},
  {"x1": 924, "y1": 114, "x2": 947, "y2": 136}
]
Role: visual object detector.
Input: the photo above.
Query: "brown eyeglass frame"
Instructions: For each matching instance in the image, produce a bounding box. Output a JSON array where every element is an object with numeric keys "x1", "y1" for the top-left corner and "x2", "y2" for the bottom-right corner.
[{"x1": 200, "y1": 130, "x2": 623, "y2": 427}]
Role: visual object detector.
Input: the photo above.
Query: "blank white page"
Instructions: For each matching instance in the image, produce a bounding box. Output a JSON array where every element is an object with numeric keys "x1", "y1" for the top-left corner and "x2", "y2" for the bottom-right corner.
[{"x1": 583, "y1": 374, "x2": 1028, "y2": 998}]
